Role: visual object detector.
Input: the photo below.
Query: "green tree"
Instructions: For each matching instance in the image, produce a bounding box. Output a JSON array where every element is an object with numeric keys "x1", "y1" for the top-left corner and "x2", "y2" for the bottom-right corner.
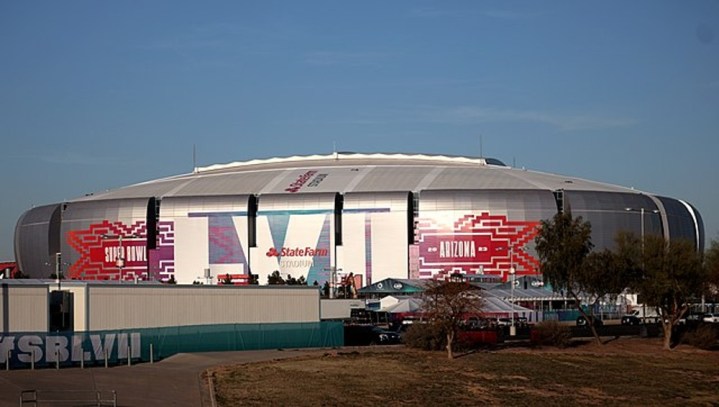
[
  {"x1": 267, "y1": 270, "x2": 285, "y2": 285},
  {"x1": 421, "y1": 279, "x2": 483, "y2": 359},
  {"x1": 581, "y1": 248, "x2": 633, "y2": 313},
  {"x1": 617, "y1": 234, "x2": 706, "y2": 350},
  {"x1": 704, "y1": 239, "x2": 719, "y2": 302},
  {"x1": 535, "y1": 211, "x2": 604, "y2": 344}
]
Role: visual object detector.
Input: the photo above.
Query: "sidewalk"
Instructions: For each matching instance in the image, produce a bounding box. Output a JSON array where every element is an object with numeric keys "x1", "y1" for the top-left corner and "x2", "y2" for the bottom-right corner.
[{"x1": 0, "y1": 348, "x2": 324, "y2": 406}]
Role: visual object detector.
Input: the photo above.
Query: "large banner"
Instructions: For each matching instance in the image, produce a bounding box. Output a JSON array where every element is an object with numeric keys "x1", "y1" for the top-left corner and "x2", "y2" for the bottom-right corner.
[
  {"x1": 340, "y1": 208, "x2": 406, "y2": 286},
  {"x1": 416, "y1": 212, "x2": 540, "y2": 280},
  {"x1": 254, "y1": 210, "x2": 332, "y2": 285},
  {"x1": 66, "y1": 220, "x2": 175, "y2": 281},
  {"x1": 0, "y1": 322, "x2": 344, "y2": 369},
  {"x1": 0, "y1": 331, "x2": 142, "y2": 368}
]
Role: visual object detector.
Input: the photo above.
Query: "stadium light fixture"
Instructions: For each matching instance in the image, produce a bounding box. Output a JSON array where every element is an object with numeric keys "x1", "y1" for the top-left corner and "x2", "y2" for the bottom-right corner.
[{"x1": 624, "y1": 207, "x2": 660, "y2": 256}]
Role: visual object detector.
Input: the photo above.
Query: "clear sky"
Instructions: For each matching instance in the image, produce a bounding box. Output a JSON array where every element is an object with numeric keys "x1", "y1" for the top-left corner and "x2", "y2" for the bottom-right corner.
[{"x1": 1, "y1": 1, "x2": 717, "y2": 260}]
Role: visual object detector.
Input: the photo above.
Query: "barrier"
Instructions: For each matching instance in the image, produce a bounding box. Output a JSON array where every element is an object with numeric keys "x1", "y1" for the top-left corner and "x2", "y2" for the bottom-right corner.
[
  {"x1": 0, "y1": 321, "x2": 343, "y2": 369},
  {"x1": 20, "y1": 390, "x2": 117, "y2": 406}
]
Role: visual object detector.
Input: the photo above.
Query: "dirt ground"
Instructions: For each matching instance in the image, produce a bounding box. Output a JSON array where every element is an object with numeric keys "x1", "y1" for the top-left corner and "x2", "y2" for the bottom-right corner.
[{"x1": 210, "y1": 337, "x2": 719, "y2": 406}]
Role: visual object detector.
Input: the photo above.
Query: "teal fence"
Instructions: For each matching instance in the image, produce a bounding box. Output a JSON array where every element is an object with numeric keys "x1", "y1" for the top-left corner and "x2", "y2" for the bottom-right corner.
[{"x1": 0, "y1": 321, "x2": 343, "y2": 369}]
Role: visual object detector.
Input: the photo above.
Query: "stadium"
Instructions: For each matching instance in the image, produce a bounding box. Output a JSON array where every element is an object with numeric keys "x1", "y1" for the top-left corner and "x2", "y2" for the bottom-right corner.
[{"x1": 14, "y1": 152, "x2": 705, "y2": 286}]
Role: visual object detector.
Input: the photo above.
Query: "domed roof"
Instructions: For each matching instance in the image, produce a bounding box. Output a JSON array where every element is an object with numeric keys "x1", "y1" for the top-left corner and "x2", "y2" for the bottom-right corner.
[{"x1": 73, "y1": 152, "x2": 638, "y2": 202}]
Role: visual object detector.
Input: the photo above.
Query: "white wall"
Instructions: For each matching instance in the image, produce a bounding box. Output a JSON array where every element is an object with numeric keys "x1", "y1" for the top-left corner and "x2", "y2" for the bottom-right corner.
[
  {"x1": 0, "y1": 284, "x2": 48, "y2": 332},
  {"x1": 86, "y1": 285, "x2": 320, "y2": 330}
]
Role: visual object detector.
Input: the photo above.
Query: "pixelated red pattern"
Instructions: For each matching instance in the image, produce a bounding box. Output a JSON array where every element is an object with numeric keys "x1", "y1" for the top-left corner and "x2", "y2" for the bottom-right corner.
[
  {"x1": 67, "y1": 220, "x2": 147, "y2": 280},
  {"x1": 417, "y1": 212, "x2": 539, "y2": 281},
  {"x1": 152, "y1": 221, "x2": 175, "y2": 278}
]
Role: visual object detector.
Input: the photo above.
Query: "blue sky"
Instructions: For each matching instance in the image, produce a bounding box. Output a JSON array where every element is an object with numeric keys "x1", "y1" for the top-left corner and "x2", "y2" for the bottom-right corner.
[{"x1": 1, "y1": 1, "x2": 717, "y2": 260}]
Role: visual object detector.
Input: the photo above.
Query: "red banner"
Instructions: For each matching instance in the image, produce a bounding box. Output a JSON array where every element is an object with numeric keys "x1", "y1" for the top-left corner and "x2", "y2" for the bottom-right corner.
[{"x1": 417, "y1": 213, "x2": 540, "y2": 280}]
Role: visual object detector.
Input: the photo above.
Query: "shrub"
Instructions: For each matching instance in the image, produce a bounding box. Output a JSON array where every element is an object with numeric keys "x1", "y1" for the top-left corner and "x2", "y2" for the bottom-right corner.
[
  {"x1": 682, "y1": 324, "x2": 719, "y2": 350},
  {"x1": 534, "y1": 320, "x2": 572, "y2": 348},
  {"x1": 402, "y1": 323, "x2": 446, "y2": 351}
]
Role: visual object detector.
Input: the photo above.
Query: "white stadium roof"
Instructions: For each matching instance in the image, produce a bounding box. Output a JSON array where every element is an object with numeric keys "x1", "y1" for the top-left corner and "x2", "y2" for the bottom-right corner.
[{"x1": 74, "y1": 152, "x2": 640, "y2": 202}]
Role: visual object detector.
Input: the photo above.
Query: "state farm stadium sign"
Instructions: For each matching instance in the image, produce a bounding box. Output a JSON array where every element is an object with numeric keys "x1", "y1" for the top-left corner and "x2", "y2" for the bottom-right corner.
[
  {"x1": 284, "y1": 170, "x2": 328, "y2": 193},
  {"x1": 266, "y1": 246, "x2": 329, "y2": 269}
]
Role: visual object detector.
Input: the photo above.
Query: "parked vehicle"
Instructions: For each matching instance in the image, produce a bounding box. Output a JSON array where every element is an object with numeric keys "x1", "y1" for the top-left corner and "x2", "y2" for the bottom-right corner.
[
  {"x1": 686, "y1": 313, "x2": 703, "y2": 322},
  {"x1": 497, "y1": 318, "x2": 512, "y2": 327},
  {"x1": 703, "y1": 313, "x2": 719, "y2": 323},
  {"x1": 577, "y1": 315, "x2": 603, "y2": 327},
  {"x1": 621, "y1": 308, "x2": 661, "y2": 325},
  {"x1": 344, "y1": 324, "x2": 401, "y2": 346},
  {"x1": 684, "y1": 313, "x2": 704, "y2": 325},
  {"x1": 621, "y1": 314, "x2": 641, "y2": 325},
  {"x1": 462, "y1": 316, "x2": 491, "y2": 330}
]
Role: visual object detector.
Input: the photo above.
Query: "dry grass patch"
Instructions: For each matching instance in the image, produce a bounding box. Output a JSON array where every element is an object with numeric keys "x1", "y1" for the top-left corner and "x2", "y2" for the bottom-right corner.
[{"x1": 211, "y1": 338, "x2": 719, "y2": 406}]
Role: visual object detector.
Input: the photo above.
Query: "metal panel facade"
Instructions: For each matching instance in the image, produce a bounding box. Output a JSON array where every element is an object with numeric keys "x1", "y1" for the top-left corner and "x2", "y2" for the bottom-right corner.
[
  {"x1": 656, "y1": 196, "x2": 696, "y2": 245},
  {"x1": 564, "y1": 191, "x2": 662, "y2": 250},
  {"x1": 417, "y1": 190, "x2": 557, "y2": 281},
  {"x1": 14, "y1": 204, "x2": 61, "y2": 279},
  {"x1": 320, "y1": 298, "x2": 365, "y2": 320},
  {"x1": 687, "y1": 202, "x2": 705, "y2": 252},
  {"x1": 252, "y1": 194, "x2": 336, "y2": 285},
  {"x1": 86, "y1": 285, "x2": 319, "y2": 330},
  {"x1": 159, "y1": 196, "x2": 251, "y2": 284},
  {"x1": 13, "y1": 154, "x2": 705, "y2": 285},
  {"x1": 0, "y1": 283, "x2": 48, "y2": 332},
  {"x1": 61, "y1": 199, "x2": 152, "y2": 281},
  {"x1": 342, "y1": 192, "x2": 410, "y2": 285}
]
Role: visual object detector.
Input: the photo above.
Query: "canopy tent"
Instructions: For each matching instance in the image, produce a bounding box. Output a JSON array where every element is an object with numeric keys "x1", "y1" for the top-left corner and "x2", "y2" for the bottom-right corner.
[
  {"x1": 378, "y1": 295, "x2": 529, "y2": 315},
  {"x1": 357, "y1": 278, "x2": 428, "y2": 297},
  {"x1": 481, "y1": 296, "x2": 533, "y2": 314},
  {"x1": 381, "y1": 297, "x2": 424, "y2": 313},
  {"x1": 485, "y1": 287, "x2": 570, "y2": 302}
]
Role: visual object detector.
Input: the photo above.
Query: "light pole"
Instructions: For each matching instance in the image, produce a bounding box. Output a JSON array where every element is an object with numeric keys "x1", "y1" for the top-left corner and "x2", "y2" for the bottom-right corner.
[
  {"x1": 116, "y1": 234, "x2": 125, "y2": 281},
  {"x1": 103, "y1": 233, "x2": 137, "y2": 282},
  {"x1": 625, "y1": 207, "x2": 660, "y2": 256},
  {"x1": 44, "y1": 253, "x2": 67, "y2": 289},
  {"x1": 509, "y1": 265, "x2": 516, "y2": 336},
  {"x1": 625, "y1": 207, "x2": 660, "y2": 323},
  {"x1": 55, "y1": 252, "x2": 62, "y2": 290},
  {"x1": 323, "y1": 267, "x2": 342, "y2": 299}
]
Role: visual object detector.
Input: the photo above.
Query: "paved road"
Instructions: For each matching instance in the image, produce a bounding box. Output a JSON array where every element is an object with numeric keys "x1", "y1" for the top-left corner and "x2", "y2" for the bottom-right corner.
[{"x1": 0, "y1": 348, "x2": 326, "y2": 406}]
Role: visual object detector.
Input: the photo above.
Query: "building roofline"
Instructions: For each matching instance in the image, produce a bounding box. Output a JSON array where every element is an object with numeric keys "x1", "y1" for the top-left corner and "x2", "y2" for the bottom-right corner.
[{"x1": 194, "y1": 152, "x2": 506, "y2": 174}]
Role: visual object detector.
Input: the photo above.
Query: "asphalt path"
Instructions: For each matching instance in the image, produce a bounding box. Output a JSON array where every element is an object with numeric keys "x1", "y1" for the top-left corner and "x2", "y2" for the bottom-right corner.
[{"x1": 0, "y1": 348, "x2": 327, "y2": 406}]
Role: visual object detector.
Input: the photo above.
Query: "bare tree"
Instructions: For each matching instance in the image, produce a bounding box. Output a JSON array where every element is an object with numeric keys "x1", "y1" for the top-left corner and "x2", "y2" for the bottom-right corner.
[{"x1": 421, "y1": 278, "x2": 483, "y2": 359}]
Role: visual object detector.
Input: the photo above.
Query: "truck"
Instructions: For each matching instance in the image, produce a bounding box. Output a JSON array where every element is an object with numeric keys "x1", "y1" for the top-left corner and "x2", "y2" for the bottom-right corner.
[{"x1": 621, "y1": 307, "x2": 661, "y2": 325}]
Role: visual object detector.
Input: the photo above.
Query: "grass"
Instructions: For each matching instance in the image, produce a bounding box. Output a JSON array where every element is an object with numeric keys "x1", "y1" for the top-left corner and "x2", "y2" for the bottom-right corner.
[{"x1": 211, "y1": 338, "x2": 719, "y2": 406}]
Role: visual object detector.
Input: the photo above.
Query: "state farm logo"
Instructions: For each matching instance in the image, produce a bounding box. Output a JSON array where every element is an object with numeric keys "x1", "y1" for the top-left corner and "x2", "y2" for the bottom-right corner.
[
  {"x1": 266, "y1": 247, "x2": 329, "y2": 257},
  {"x1": 285, "y1": 171, "x2": 317, "y2": 193},
  {"x1": 284, "y1": 170, "x2": 328, "y2": 193}
]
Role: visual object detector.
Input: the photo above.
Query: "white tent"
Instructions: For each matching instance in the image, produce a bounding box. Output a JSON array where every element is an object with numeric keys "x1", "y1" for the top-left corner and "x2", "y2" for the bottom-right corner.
[
  {"x1": 482, "y1": 296, "x2": 532, "y2": 314},
  {"x1": 382, "y1": 297, "x2": 424, "y2": 313}
]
